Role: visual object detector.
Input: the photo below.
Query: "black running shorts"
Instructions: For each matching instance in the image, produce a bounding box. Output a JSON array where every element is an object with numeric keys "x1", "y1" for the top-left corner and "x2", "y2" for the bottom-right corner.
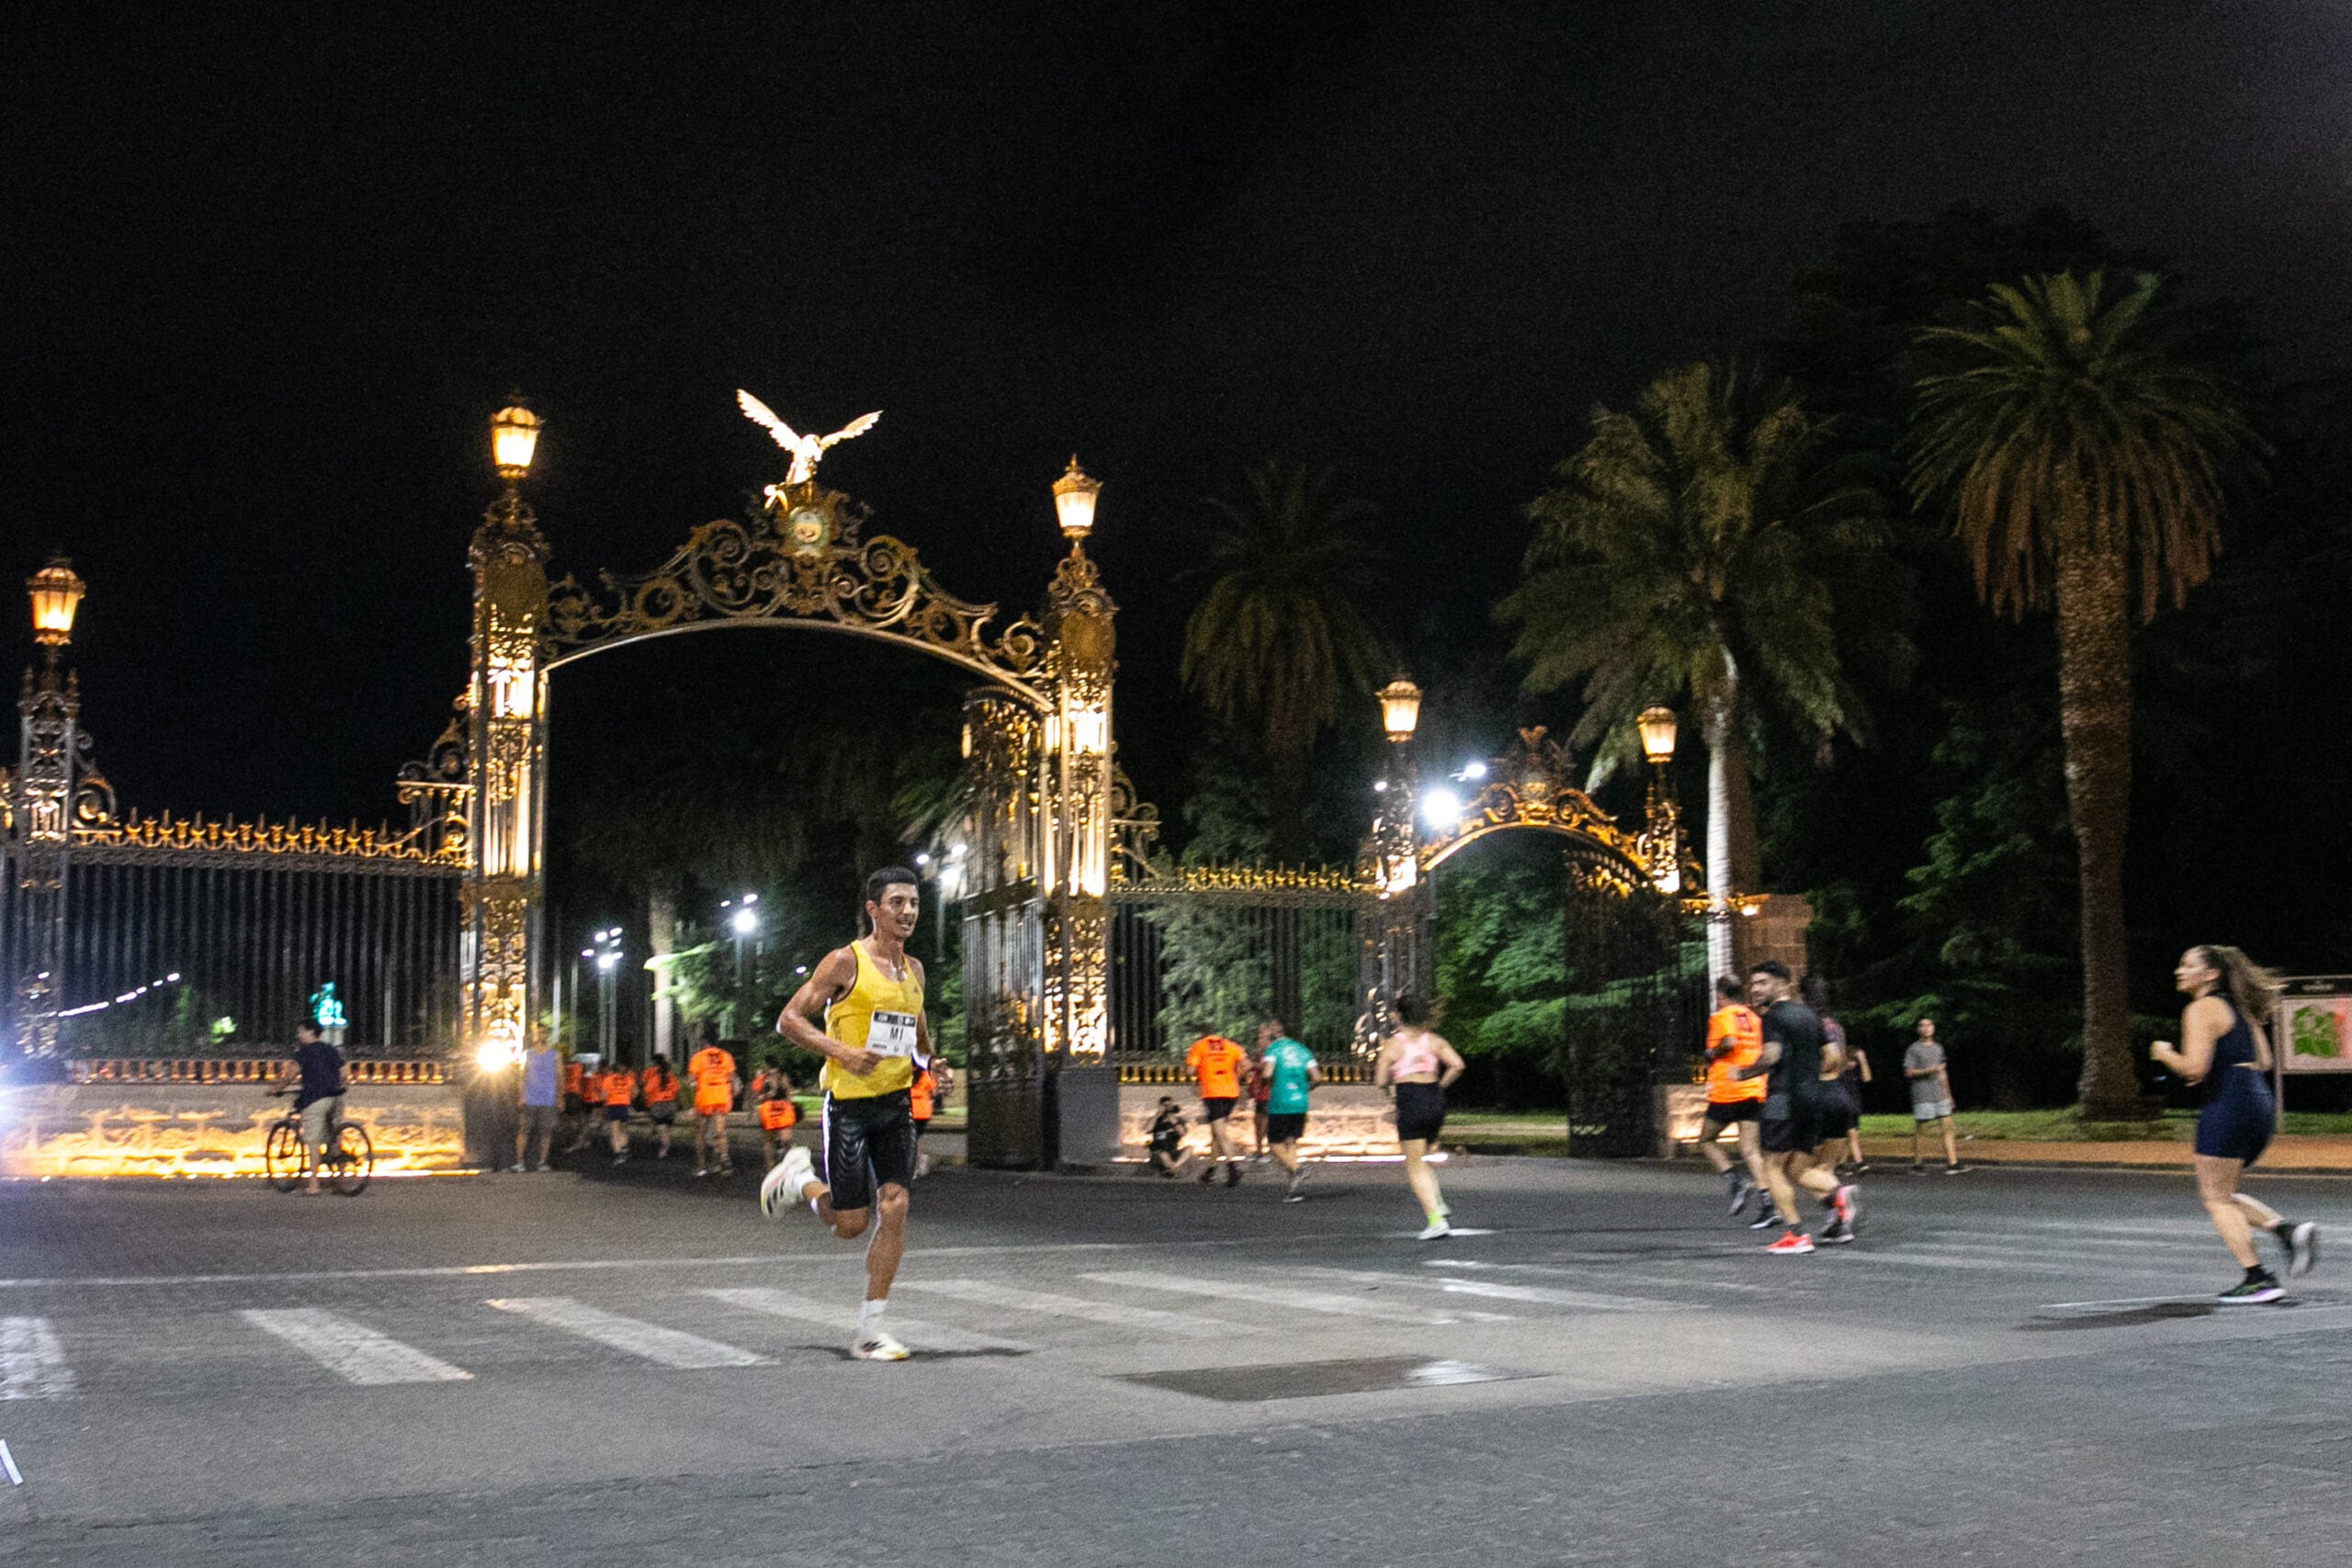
[
  {"x1": 1201, "y1": 1096, "x2": 1238, "y2": 1122},
  {"x1": 1266, "y1": 1111, "x2": 1307, "y2": 1145},
  {"x1": 1702, "y1": 1100, "x2": 1761, "y2": 1125},
  {"x1": 1394, "y1": 1082, "x2": 1447, "y2": 1145},
  {"x1": 821, "y1": 1089, "x2": 917, "y2": 1213},
  {"x1": 1761, "y1": 1095, "x2": 1849, "y2": 1154}
]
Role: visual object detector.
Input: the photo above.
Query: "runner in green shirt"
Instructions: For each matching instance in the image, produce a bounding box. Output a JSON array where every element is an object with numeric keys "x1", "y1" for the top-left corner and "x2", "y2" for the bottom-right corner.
[{"x1": 1256, "y1": 1021, "x2": 1322, "y2": 1201}]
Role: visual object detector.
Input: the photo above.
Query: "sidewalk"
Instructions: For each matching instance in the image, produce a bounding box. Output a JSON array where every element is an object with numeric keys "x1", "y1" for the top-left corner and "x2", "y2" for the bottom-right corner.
[{"x1": 1856, "y1": 1133, "x2": 2352, "y2": 1174}]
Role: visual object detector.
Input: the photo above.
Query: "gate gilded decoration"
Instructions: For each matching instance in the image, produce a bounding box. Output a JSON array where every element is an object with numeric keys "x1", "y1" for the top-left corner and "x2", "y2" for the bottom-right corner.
[{"x1": 440, "y1": 399, "x2": 1116, "y2": 1166}]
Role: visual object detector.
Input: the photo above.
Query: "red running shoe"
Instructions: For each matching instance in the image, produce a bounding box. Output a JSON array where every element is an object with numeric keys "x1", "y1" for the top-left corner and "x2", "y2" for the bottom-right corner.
[{"x1": 1766, "y1": 1230, "x2": 1815, "y2": 1256}]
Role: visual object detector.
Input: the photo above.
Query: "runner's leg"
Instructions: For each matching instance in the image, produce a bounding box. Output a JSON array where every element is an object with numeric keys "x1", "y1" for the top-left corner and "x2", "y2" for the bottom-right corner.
[
  {"x1": 2197, "y1": 1156, "x2": 2261, "y2": 1269},
  {"x1": 1761, "y1": 1152, "x2": 1802, "y2": 1225},
  {"x1": 1735, "y1": 1120, "x2": 1768, "y2": 1190},
  {"x1": 1402, "y1": 1138, "x2": 1446, "y2": 1219},
  {"x1": 1698, "y1": 1118, "x2": 1734, "y2": 1175},
  {"x1": 1940, "y1": 1115, "x2": 1961, "y2": 1167}
]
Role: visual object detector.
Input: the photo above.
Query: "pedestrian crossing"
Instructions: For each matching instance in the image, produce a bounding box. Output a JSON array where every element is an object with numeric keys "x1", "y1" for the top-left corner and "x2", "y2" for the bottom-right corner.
[{"x1": 0, "y1": 1215, "x2": 2332, "y2": 1403}]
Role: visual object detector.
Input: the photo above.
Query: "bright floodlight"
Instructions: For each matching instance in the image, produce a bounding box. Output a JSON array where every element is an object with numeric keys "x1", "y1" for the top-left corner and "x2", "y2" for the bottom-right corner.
[
  {"x1": 596, "y1": 952, "x2": 619, "y2": 971},
  {"x1": 729, "y1": 908, "x2": 759, "y2": 936},
  {"x1": 1462, "y1": 760, "x2": 1487, "y2": 780},
  {"x1": 1419, "y1": 787, "x2": 1462, "y2": 830}
]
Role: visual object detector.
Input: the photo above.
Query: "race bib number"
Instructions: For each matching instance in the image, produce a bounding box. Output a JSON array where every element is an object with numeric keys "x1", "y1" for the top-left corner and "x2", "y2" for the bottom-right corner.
[{"x1": 868, "y1": 1011, "x2": 919, "y2": 1057}]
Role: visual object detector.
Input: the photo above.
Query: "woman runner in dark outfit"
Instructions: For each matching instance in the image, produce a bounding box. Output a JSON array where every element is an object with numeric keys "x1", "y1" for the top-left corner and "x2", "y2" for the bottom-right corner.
[{"x1": 2151, "y1": 945, "x2": 2318, "y2": 1303}]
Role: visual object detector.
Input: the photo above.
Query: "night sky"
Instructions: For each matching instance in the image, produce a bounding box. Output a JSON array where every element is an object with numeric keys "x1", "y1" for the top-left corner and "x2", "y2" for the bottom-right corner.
[{"x1": 6, "y1": 3, "x2": 2348, "y2": 830}]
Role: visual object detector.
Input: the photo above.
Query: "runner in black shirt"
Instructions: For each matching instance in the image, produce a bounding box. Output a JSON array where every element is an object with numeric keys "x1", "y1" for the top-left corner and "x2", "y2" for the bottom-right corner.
[{"x1": 1743, "y1": 961, "x2": 1857, "y2": 1255}]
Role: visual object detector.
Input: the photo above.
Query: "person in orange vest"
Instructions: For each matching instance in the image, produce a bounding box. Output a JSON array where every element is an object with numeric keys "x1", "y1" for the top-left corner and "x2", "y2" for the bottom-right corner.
[
  {"x1": 909, "y1": 1058, "x2": 953, "y2": 1179},
  {"x1": 753, "y1": 1059, "x2": 798, "y2": 1170},
  {"x1": 564, "y1": 1056, "x2": 601, "y2": 1153},
  {"x1": 686, "y1": 1023, "x2": 740, "y2": 1178},
  {"x1": 639, "y1": 1056, "x2": 682, "y2": 1160},
  {"x1": 602, "y1": 1055, "x2": 639, "y2": 1164}
]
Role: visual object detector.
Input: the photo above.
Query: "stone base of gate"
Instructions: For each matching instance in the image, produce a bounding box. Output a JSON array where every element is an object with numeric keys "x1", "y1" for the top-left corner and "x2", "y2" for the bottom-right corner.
[
  {"x1": 1118, "y1": 1084, "x2": 1405, "y2": 1162},
  {"x1": 0, "y1": 1083, "x2": 470, "y2": 1179}
]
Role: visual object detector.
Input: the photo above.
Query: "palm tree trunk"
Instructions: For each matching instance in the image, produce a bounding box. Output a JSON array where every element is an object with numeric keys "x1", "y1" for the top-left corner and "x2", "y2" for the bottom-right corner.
[
  {"x1": 1702, "y1": 699, "x2": 1761, "y2": 985},
  {"x1": 2052, "y1": 540, "x2": 2143, "y2": 1120}
]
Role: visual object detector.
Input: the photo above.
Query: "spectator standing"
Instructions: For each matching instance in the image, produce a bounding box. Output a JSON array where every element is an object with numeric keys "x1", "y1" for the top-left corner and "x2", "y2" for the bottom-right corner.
[
  {"x1": 515, "y1": 1035, "x2": 560, "y2": 1171},
  {"x1": 1904, "y1": 1019, "x2": 1967, "y2": 1174}
]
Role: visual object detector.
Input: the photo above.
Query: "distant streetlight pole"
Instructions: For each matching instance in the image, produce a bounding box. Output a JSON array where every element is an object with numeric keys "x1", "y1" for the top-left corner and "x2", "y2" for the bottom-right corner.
[
  {"x1": 724, "y1": 895, "x2": 760, "y2": 1039},
  {"x1": 593, "y1": 927, "x2": 622, "y2": 1064}
]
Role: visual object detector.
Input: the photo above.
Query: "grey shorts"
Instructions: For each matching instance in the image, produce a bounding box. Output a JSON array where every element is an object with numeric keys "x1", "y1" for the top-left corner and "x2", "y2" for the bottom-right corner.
[
  {"x1": 300, "y1": 1096, "x2": 343, "y2": 1145},
  {"x1": 1913, "y1": 1100, "x2": 1954, "y2": 1122}
]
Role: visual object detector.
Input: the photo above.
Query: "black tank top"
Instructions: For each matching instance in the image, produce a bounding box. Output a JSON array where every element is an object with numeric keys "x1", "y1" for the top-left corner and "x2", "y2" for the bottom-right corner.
[{"x1": 2202, "y1": 998, "x2": 2260, "y2": 1104}]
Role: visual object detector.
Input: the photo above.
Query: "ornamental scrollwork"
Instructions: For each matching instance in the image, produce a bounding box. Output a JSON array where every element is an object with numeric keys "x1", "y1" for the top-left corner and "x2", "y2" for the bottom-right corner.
[{"x1": 541, "y1": 481, "x2": 1050, "y2": 704}]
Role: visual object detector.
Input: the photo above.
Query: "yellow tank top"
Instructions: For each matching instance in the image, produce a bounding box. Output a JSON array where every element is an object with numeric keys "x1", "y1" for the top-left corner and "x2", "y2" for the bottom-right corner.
[{"x1": 822, "y1": 942, "x2": 924, "y2": 1100}]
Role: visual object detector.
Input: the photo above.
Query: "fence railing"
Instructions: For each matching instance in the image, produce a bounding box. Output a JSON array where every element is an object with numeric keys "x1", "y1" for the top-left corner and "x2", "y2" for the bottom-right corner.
[
  {"x1": 61, "y1": 1057, "x2": 451, "y2": 1086},
  {"x1": 1115, "y1": 1058, "x2": 1378, "y2": 1088}
]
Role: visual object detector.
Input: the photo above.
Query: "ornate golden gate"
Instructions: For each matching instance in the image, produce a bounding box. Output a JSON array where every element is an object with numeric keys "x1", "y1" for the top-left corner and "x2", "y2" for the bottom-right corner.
[{"x1": 442, "y1": 401, "x2": 1118, "y2": 1165}]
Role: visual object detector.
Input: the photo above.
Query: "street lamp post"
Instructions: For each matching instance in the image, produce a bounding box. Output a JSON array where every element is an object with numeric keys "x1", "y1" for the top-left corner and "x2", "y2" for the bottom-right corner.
[
  {"x1": 13, "y1": 552, "x2": 88, "y2": 1058},
  {"x1": 1369, "y1": 675, "x2": 1429, "y2": 1037},
  {"x1": 1635, "y1": 705, "x2": 1684, "y2": 896}
]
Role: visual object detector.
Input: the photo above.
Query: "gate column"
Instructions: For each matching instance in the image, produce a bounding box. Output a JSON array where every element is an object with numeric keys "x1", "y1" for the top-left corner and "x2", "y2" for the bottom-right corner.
[{"x1": 461, "y1": 404, "x2": 550, "y2": 1058}]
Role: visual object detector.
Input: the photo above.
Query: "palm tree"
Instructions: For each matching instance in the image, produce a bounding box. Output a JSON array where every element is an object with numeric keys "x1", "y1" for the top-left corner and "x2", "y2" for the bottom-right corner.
[
  {"x1": 1182, "y1": 463, "x2": 1389, "y2": 861},
  {"x1": 1906, "y1": 270, "x2": 2259, "y2": 1120},
  {"x1": 1500, "y1": 363, "x2": 1894, "y2": 981}
]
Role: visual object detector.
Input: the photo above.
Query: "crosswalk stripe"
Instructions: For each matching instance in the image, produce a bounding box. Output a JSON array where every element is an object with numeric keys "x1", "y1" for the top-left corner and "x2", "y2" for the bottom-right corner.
[
  {"x1": 486, "y1": 1298, "x2": 768, "y2": 1368},
  {"x1": 1083, "y1": 1270, "x2": 1513, "y2": 1325},
  {"x1": 240, "y1": 1308, "x2": 473, "y2": 1385},
  {"x1": 901, "y1": 1280, "x2": 1237, "y2": 1337},
  {"x1": 0, "y1": 1316, "x2": 73, "y2": 1401},
  {"x1": 702, "y1": 1288, "x2": 1029, "y2": 1352},
  {"x1": 1309, "y1": 1269, "x2": 1699, "y2": 1314}
]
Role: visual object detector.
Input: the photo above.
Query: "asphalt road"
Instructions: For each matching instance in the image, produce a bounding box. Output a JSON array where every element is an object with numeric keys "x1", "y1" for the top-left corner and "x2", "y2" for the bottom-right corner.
[{"x1": 3, "y1": 1151, "x2": 2349, "y2": 1566}]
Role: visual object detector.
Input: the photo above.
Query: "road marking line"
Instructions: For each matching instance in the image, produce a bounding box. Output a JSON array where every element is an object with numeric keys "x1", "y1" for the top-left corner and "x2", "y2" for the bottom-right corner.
[
  {"x1": 0, "y1": 1438, "x2": 20, "y2": 1484},
  {"x1": 1311, "y1": 1269, "x2": 1699, "y2": 1314},
  {"x1": 240, "y1": 1308, "x2": 474, "y2": 1385},
  {"x1": 1426, "y1": 1259, "x2": 1773, "y2": 1293},
  {"x1": 1823, "y1": 1254, "x2": 2074, "y2": 1275},
  {"x1": 1084, "y1": 1270, "x2": 1513, "y2": 1325},
  {"x1": 0, "y1": 1318, "x2": 72, "y2": 1402},
  {"x1": 702, "y1": 1288, "x2": 1028, "y2": 1352},
  {"x1": 486, "y1": 1298, "x2": 767, "y2": 1368},
  {"x1": 901, "y1": 1280, "x2": 1237, "y2": 1337}
]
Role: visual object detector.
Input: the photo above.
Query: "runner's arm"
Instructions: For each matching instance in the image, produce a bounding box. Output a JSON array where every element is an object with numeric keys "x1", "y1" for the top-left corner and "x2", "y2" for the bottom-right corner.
[
  {"x1": 1855, "y1": 1050, "x2": 1871, "y2": 1084},
  {"x1": 777, "y1": 947, "x2": 885, "y2": 1077}
]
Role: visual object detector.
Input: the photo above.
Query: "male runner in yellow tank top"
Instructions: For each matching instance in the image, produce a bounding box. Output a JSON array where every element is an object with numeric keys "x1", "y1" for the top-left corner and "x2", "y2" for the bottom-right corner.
[{"x1": 759, "y1": 865, "x2": 933, "y2": 1361}]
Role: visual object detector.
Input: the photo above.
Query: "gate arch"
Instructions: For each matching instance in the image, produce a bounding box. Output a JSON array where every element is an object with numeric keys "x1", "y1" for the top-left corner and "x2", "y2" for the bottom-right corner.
[{"x1": 442, "y1": 429, "x2": 1116, "y2": 1166}]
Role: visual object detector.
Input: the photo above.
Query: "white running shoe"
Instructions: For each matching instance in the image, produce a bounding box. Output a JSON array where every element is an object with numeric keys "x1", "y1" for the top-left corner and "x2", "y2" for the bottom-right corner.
[
  {"x1": 852, "y1": 1329, "x2": 910, "y2": 1361},
  {"x1": 760, "y1": 1146, "x2": 818, "y2": 1219},
  {"x1": 1417, "y1": 1219, "x2": 1453, "y2": 1240}
]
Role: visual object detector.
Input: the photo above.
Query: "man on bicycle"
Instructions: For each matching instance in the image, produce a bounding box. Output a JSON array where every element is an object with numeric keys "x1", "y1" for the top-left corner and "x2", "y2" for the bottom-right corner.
[{"x1": 290, "y1": 1021, "x2": 346, "y2": 1197}]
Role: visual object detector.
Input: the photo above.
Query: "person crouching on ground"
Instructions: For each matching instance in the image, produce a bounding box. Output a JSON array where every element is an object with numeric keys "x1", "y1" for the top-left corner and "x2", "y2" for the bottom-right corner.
[{"x1": 1148, "y1": 1097, "x2": 1191, "y2": 1178}]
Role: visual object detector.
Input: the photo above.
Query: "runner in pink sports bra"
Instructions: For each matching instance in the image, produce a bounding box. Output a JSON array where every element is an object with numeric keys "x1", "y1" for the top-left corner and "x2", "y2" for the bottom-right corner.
[{"x1": 1373, "y1": 994, "x2": 1466, "y2": 1239}]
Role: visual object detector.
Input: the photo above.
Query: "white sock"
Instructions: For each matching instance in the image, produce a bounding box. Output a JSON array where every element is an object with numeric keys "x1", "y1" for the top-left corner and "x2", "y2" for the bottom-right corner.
[{"x1": 858, "y1": 1297, "x2": 887, "y2": 1335}]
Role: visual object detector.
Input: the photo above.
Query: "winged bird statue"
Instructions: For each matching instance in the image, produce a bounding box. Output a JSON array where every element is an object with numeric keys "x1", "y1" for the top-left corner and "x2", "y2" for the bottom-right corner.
[{"x1": 736, "y1": 389, "x2": 882, "y2": 488}]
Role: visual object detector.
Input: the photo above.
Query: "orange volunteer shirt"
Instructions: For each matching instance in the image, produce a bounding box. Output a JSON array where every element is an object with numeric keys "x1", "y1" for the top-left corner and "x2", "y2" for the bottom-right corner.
[
  {"x1": 640, "y1": 1066, "x2": 677, "y2": 1105},
  {"x1": 688, "y1": 1046, "x2": 737, "y2": 1113},
  {"x1": 1705, "y1": 1004, "x2": 1766, "y2": 1102},
  {"x1": 1186, "y1": 1035, "x2": 1247, "y2": 1100},
  {"x1": 603, "y1": 1069, "x2": 634, "y2": 1108}
]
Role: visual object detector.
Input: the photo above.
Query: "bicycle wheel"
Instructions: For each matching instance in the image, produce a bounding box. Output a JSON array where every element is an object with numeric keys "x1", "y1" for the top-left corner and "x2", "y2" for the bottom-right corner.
[
  {"x1": 329, "y1": 1122, "x2": 373, "y2": 1196},
  {"x1": 265, "y1": 1120, "x2": 306, "y2": 1192}
]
